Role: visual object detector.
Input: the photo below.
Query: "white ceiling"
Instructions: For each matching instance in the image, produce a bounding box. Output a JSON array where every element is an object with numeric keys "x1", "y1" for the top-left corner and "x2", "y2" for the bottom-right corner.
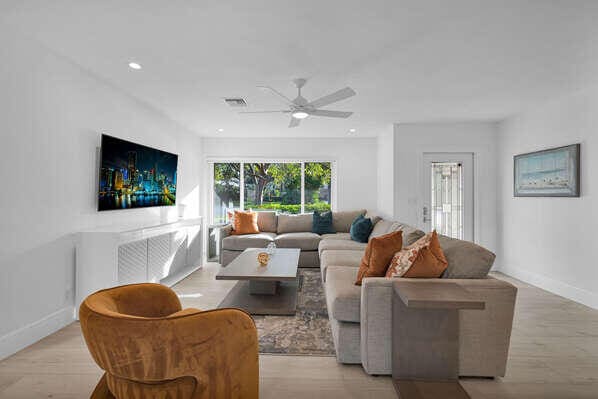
[{"x1": 2, "y1": 0, "x2": 598, "y2": 138}]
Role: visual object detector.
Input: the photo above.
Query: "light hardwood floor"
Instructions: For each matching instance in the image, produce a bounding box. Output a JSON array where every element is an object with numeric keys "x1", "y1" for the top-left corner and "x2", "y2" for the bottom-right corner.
[{"x1": 1, "y1": 264, "x2": 597, "y2": 398}]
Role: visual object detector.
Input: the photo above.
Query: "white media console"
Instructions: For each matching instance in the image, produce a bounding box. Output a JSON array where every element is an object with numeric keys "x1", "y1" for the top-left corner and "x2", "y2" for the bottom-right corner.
[{"x1": 75, "y1": 218, "x2": 202, "y2": 315}]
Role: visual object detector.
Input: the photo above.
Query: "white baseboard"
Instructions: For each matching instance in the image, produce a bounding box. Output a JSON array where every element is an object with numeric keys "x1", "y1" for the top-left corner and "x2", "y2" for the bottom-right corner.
[
  {"x1": 498, "y1": 265, "x2": 598, "y2": 310},
  {"x1": 0, "y1": 306, "x2": 74, "y2": 361}
]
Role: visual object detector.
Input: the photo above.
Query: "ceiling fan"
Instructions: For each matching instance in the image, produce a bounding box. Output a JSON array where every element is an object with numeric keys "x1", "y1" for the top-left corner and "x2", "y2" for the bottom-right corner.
[{"x1": 240, "y1": 78, "x2": 356, "y2": 128}]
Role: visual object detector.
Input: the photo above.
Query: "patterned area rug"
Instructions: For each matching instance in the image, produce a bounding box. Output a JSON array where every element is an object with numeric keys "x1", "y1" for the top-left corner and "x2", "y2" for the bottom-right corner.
[{"x1": 254, "y1": 268, "x2": 335, "y2": 356}]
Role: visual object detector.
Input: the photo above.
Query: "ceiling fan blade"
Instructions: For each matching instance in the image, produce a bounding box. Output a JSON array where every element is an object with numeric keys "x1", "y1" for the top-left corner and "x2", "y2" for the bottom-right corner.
[
  {"x1": 289, "y1": 117, "x2": 301, "y2": 128},
  {"x1": 309, "y1": 110, "x2": 353, "y2": 118},
  {"x1": 257, "y1": 86, "x2": 294, "y2": 105},
  {"x1": 238, "y1": 110, "x2": 290, "y2": 114},
  {"x1": 307, "y1": 87, "x2": 356, "y2": 108}
]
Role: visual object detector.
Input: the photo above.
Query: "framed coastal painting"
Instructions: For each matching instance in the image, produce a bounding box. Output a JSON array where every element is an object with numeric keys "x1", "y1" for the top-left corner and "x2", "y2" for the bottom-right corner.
[{"x1": 514, "y1": 144, "x2": 580, "y2": 197}]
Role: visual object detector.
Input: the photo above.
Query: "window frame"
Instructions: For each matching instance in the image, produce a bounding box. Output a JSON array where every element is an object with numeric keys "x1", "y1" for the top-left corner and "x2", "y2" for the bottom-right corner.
[{"x1": 208, "y1": 158, "x2": 337, "y2": 224}]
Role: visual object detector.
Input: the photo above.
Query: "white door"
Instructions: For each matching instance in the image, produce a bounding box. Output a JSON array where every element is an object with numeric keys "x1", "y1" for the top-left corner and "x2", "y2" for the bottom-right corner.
[{"x1": 422, "y1": 153, "x2": 474, "y2": 241}]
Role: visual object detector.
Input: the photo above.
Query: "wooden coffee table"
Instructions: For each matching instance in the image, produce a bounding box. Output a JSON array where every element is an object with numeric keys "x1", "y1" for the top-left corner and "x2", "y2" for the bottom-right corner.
[
  {"x1": 392, "y1": 281, "x2": 485, "y2": 399},
  {"x1": 216, "y1": 248, "x2": 300, "y2": 315}
]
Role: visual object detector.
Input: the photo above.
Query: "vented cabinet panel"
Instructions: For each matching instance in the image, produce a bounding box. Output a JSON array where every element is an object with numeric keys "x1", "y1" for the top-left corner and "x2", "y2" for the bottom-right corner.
[
  {"x1": 148, "y1": 234, "x2": 171, "y2": 282},
  {"x1": 169, "y1": 231, "x2": 188, "y2": 276},
  {"x1": 75, "y1": 219, "x2": 202, "y2": 318},
  {"x1": 118, "y1": 240, "x2": 148, "y2": 285},
  {"x1": 187, "y1": 226, "x2": 202, "y2": 267}
]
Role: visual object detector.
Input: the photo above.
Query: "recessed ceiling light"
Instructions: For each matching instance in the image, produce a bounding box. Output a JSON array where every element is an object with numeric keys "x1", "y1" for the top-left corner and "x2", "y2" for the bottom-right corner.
[
  {"x1": 349, "y1": 128, "x2": 356, "y2": 133},
  {"x1": 292, "y1": 111, "x2": 309, "y2": 119},
  {"x1": 128, "y1": 62, "x2": 142, "y2": 70},
  {"x1": 217, "y1": 128, "x2": 224, "y2": 132}
]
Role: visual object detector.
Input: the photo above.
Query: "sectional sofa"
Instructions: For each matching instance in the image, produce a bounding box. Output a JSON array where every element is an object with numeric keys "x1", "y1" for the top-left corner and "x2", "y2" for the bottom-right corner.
[
  {"x1": 219, "y1": 210, "x2": 367, "y2": 267},
  {"x1": 219, "y1": 210, "x2": 517, "y2": 377}
]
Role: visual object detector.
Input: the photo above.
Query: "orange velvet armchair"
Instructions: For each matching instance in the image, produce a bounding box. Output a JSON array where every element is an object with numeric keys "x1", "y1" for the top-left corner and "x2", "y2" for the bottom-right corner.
[{"x1": 79, "y1": 283, "x2": 259, "y2": 399}]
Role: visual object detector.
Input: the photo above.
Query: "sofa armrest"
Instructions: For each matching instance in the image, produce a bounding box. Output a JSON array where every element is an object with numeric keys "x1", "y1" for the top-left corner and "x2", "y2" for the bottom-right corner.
[
  {"x1": 217, "y1": 224, "x2": 233, "y2": 264},
  {"x1": 360, "y1": 277, "x2": 394, "y2": 375},
  {"x1": 360, "y1": 276, "x2": 517, "y2": 376}
]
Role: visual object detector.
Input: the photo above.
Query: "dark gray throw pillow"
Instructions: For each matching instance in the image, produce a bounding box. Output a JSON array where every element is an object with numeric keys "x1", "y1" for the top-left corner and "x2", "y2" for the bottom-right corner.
[
  {"x1": 350, "y1": 214, "x2": 374, "y2": 243},
  {"x1": 439, "y1": 235, "x2": 496, "y2": 278},
  {"x1": 312, "y1": 211, "x2": 336, "y2": 234}
]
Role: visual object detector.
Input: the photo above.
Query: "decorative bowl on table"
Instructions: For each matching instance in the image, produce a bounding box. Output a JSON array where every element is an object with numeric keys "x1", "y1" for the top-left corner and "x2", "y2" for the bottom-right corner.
[{"x1": 257, "y1": 252, "x2": 270, "y2": 266}]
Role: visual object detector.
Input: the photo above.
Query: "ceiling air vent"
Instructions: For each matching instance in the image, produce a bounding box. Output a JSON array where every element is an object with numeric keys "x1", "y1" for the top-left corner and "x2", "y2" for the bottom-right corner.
[{"x1": 224, "y1": 98, "x2": 247, "y2": 107}]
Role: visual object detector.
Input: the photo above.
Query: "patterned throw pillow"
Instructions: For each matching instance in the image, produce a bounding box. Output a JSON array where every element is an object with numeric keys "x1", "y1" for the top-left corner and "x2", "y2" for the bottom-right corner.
[{"x1": 386, "y1": 230, "x2": 448, "y2": 278}]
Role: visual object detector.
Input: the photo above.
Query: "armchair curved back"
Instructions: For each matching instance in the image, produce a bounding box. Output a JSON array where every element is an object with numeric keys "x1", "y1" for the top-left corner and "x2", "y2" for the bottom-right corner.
[{"x1": 79, "y1": 283, "x2": 259, "y2": 399}]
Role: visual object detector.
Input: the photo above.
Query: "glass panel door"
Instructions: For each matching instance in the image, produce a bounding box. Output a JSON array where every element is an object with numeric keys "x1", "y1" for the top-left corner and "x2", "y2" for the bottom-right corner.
[
  {"x1": 422, "y1": 153, "x2": 473, "y2": 241},
  {"x1": 431, "y1": 162, "x2": 463, "y2": 239}
]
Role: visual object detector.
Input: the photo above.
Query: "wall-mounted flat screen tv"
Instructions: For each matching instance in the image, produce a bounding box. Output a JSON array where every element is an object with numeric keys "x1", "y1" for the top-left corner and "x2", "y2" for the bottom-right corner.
[{"x1": 98, "y1": 134, "x2": 178, "y2": 211}]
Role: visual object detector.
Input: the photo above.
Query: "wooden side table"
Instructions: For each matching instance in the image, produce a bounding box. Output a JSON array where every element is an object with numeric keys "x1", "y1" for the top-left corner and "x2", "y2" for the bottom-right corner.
[{"x1": 392, "y1": 281, "x2": 485, "y2": 399}]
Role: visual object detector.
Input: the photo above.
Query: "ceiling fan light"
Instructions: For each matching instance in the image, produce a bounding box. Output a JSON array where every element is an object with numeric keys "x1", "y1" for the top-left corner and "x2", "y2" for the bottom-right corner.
[{"x1": 292, "y1": 111, "x2": 309, "y2": 119}]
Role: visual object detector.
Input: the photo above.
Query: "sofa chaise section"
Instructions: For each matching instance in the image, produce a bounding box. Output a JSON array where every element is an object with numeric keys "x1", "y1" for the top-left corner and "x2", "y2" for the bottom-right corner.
[
  {"x1": 324, "y1": 265, "x2": 362, "y2": 363},
  {"x1": 322, "y1": 265, "x2": 517, "y2": 376},
  {"x1": 319, "y1": 225, "x2": 518, "y2": 378}
]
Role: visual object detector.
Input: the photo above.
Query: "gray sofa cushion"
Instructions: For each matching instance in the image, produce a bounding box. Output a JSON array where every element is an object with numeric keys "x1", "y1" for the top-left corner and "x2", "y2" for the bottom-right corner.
[
  {"x1": 275, "y1": 232, "x2": 321, "y2": 251},
  {"x1": 318, "y1": 239, "x2": 367, "y2": 256},
  {"x1": 364, "y1": 211, "x2": 382, "y2": 226},
  {"x1": 325, "y1": 266, "x2": 361, "y2": 323},
  {"x1": 321, "y1": 232, "x2": 351, "y2": 241},
  {"x1": 222, "y1": 232, "x2": 276, "y2": 251},
  {"x1": 368, "y1": 220, "x2": 424, "y2": 246},
  {"x1": 401, "y1": 225, "x2": 426, "y2": 246},
  {"x1": 277, "y1": 213, "x2": 313, "y2": 233},
  {"x1": 368, "y1": 219, "x2": 401, "y2": 240},
  {"x1": 438, "y1": 235, "x2": 496, "y2": 278},
  {"x1": 332, "y1": 209, "x2": 366, "y2": 233},
  {"x1": 256, "y1": 211, "x2": 277, "y2": 233},
  {"x1": 320, "y1": 250, "x2": 363, "y2": 282}
]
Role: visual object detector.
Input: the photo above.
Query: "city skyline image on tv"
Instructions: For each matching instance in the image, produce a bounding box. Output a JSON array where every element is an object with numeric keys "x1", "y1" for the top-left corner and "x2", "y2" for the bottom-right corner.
[{"x1": 98, "y1": 134, "x2": 178, "y2": 211}]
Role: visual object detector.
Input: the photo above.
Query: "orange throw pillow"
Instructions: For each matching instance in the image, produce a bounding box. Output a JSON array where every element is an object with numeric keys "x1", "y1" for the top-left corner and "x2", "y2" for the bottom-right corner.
[
  {"x1": 355, "y1": 230, "x2": 403, "y2": 285},
  {"x1": 231, "y1": 210, "x2": 259, "y2": 235},
  {"x1": 386, "y1": 230, "x2": 448, "y2": 278}
]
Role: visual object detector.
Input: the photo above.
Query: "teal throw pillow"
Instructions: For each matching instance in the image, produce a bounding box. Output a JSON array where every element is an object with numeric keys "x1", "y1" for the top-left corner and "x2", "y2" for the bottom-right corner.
[
  {"x1": 312, "y1": 211, "x2": 336, "y2": 235},
  {"x1": 350, "y1": 214, "x2": 373, "y2": 243}
]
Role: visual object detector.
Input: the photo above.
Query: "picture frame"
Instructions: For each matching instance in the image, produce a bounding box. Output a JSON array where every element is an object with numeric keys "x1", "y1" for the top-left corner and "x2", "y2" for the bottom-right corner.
[{"x1": 514, "y1": 144, "x2": 580, "y2": 197}]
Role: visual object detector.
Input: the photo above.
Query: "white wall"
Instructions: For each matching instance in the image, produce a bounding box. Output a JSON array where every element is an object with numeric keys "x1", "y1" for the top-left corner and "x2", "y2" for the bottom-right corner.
[
  {"x1": 0, "y1": 29, "x2": 202, "y2": 359},
  {"x1": 202, "y1": 137, "x2": 378, "y2": 216},
  {"x1": 496, "y1": 86, "x2": 598, "y2": 309},
  {"x1": 376, "y1": 128, "x2": 395, "y2": 219},
  {"x1": 393, "y1": 122, "x2": 499, "y2": 252}
]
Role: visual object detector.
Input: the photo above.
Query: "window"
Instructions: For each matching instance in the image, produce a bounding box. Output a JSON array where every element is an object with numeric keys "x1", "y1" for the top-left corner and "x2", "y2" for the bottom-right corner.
[
  {"x1": 213, "y1": 163, "x2": 240, "y2": 224},
  {"x1": 210, "y1": 161, "x2": 333, "y2": 223},
  {"x1": 244, "y1": 163, "x2": 302, "y2": 214},
  {"x1": 304, "y1": 162, "x2": 332, "y2": 212}
]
